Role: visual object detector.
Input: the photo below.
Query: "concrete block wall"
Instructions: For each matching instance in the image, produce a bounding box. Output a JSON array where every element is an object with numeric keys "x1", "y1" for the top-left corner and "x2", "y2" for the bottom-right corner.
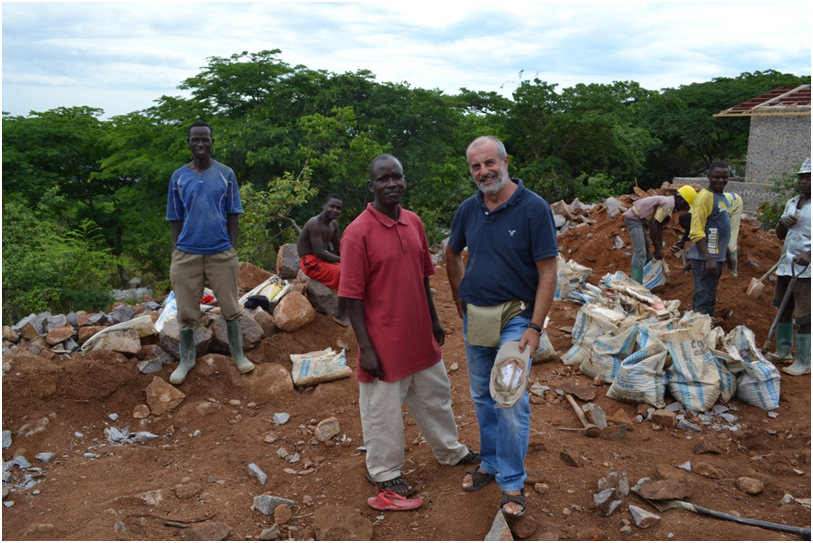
[
  {"x1": 745, "y1": 115, "x2": 811, "y2": 184},
  {"x1": 672, "y1": 178, "x2": 788, "y2": 214}
]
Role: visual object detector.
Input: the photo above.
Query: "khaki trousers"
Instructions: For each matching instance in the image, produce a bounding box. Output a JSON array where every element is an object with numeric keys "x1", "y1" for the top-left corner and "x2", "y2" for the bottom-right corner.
[
  {"x1": 359, "y1": 359, "x2": 468, "y2": 482},
  {"x1": 170, "y1": 248, "x2": 242, "y2": 331}
]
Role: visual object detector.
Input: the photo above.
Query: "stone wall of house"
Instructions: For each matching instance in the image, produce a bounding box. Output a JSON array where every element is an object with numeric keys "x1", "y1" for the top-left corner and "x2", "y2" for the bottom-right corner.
[
  {"x1": 745, "y1": 115, "x2": 811, "y2": 184},
  {"x1": 672, "y1": 177, "x2": 788, "y2": 214}
]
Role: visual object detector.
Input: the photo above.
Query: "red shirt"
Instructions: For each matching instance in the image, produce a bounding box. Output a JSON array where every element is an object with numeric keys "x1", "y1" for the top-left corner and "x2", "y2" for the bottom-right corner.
[{"x1": 339, "y1": 204, "x2": 441, "y2": 383}]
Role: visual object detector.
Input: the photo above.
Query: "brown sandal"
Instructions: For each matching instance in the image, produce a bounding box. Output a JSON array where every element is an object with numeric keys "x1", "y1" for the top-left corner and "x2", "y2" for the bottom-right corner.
[{"x1": 463, "y1": 467, "x2": 495, "y2": 492}]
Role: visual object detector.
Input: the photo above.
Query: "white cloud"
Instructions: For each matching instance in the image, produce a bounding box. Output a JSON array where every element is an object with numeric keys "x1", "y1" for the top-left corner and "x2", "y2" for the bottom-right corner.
[{"x1": 2, "y1": 2, "x2": 809, "y2": 117}]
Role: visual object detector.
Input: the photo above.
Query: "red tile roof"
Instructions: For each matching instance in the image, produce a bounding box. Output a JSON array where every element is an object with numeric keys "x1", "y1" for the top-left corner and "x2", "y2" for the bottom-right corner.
[{"x1": 715, "y1": 84, "x2": 810, "y2": 117}]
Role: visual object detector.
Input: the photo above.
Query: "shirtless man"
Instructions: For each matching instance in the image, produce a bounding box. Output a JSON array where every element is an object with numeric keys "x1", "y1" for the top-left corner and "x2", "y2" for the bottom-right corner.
[{"x1": 297, "y1": 193, "x2": 349, "y2": 326}]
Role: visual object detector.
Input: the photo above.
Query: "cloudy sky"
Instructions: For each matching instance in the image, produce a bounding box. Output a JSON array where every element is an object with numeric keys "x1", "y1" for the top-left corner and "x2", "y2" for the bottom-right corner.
[{"x1": 2, "y1": 2, "x2": 811, "y2": 118}]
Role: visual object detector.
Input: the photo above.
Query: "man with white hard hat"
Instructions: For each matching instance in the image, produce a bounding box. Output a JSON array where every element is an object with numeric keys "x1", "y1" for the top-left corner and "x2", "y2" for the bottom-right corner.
[{"x1": 768, "y1": 158, "x2": 811, "y2": 375}]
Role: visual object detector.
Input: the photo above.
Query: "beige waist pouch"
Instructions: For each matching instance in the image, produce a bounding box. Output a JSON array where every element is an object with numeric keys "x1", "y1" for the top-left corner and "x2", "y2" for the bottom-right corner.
[{"x1": 467, "y1": 300, "x2": 529, "y2": 347}]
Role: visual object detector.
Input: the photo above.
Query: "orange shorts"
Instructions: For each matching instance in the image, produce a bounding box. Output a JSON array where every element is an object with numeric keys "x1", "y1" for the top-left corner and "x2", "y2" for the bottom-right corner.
[{"x1": 300, "y1": 254, "x2": 341, "y2": 290}]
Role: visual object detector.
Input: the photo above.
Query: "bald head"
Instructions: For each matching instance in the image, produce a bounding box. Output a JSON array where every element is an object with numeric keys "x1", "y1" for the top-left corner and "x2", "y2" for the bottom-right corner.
[
  {"x1": 368, "y1": 154, "x2": 403, "y2": 181},
  {"x1": 466, "y1": 136, "x2": 507, "y2": 162}
]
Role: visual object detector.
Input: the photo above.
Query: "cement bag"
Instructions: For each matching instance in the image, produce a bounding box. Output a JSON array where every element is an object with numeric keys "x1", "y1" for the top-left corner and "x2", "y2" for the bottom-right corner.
[
  {"x1": 81, "y1": 315, "x2": 158, "y2": 352},
  {"x1": 580, "y1": 323, "x2": 639, "y2": 383},
  {"x1": 554, "y1": 255, "x2": 593, "y2": 302},
  {"x1": 532, "y1": 329, "x2": 559, "y2": 363},
  {"x1": 562, "y1": 304, "x2": 626, "y2": 366},
  {"x1": 710, "y1": 349, "x2": 738, "y2": 403},
  {"x1": 676, "y1": 311, "x2": 713, "y2": 336},
  {"x1": 156, "y1": 289, "x2": 217, "y2": 332},
  {"x1": 636, "y1": 321, "x2": 672, "y2": 350},
  {"x1": 642, "y1": 259, "x2": 669, "y2": 290},
  {"x1": 607, "y1": 344, "x2": 669, "y2": 408},
  {"x1": 704, "y1": 326, "x2": 726, "y2": 351},
  {"x1": 724, "y1": 326, "x2": 780, "y2": 410},
  {"x1": 290, "y1": 348, "x2": 351, "y2": 387},
  {"x1": 662, "y1": 328, "x2": 720, "y2": 411}
]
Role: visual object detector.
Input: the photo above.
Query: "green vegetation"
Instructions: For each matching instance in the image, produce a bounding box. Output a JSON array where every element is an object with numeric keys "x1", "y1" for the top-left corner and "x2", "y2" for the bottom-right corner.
[{"x1": 2, "y1": 50, "x2": 809, "y2": 323}]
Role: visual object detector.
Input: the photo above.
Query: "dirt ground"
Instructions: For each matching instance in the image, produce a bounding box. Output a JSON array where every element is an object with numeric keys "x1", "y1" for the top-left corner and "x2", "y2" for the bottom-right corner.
[{"x1": 2, "y1": 209, "x2": 811, "y2": 541}]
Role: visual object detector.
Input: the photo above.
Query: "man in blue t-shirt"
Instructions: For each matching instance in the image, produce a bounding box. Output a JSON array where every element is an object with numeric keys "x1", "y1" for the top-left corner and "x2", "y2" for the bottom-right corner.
[
  {"x1": 446, "y1": 136, "x2": 558, "y2": 518},
  {"x1": 165, "y1": 120, "x2": 255, "y2": 384}
]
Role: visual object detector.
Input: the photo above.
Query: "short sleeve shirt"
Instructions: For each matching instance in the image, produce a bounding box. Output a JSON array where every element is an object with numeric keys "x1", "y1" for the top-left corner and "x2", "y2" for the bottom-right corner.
[
  {"x1": 623, "y1": 195, "x2": 675, "y2": 224},
  {"x1": 777, "y1": 195, "x2": 811, "y2": 279},
  {"x1": 166, "y1": 161, "x2": 243, "y2": 255},
  {"x1": 448, "y1": 179, "x2": 559, "y2": 310},
  {"x1": 688, "y1": 189, "x2": 731, "y2": 263},
  {"x1": 339, "y1": 204, "x2": 441, "y2": 383}
]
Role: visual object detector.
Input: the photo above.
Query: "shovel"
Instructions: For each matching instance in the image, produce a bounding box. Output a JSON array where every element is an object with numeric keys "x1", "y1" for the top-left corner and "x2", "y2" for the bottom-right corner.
[
  {"x1": 763, "y1": 261, "x2": 809, "y2": 353},
  {"x1": 644, "y1": 498, "x2": 810, "y2": 539},
  {"x1": 746, "y1": 261, "x2": 779, "y2": 299}
]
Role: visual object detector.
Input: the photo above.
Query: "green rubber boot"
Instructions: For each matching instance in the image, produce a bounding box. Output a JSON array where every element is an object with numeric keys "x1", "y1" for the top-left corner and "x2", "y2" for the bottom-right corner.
[
  {"x1": 631, "y1": 267, "x2": 644, "y2": 284},
  {"x1": 227, "y1": 319, "x2": 255, "y2": 374},
  {"x1": 766, "y1": 323, "x2": 794, "y2": 363},
  {"x1": 170, "y1": 329, "x2": 197, "y2": 384},
  {"x1": 783, "y1": 333, "x2": 811, "y2": 376}
]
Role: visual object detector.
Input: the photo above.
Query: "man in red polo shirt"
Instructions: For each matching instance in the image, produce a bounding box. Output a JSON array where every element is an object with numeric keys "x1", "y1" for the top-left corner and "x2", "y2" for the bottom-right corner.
[{"x1": 339, "y1": 154, "x2": 478, "y2": 497}]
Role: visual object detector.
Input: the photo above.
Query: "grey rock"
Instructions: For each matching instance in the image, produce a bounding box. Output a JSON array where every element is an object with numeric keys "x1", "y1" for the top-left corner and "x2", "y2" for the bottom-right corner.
[
  {"x1": 768, "y1": 411, "x2": 779, "y2": 419},
  {"x1": 553, "y1": 214, "x2": 567, "y2": 228},
  {"x1": 582, "y1": 403, "x2": 608, "y2": 429},
  {"x1": 678, "y1": 461, "x2": 692, "y2": 472},
  {"x1": 254, "y1": 495, "x2": 295, "y2": 516},
  {"x1": 213, "y1": 311, "x2": 263, "y2": 351},
  {"x1": 604, "y1": 197, "x2": 624, "y2": 218},
  {"x1": 45, "y1": 314, "x2": 68, "y2": 331},
  {"x1": 665, "y1": 401, "x2": 683, "y2": 412},
  {"x1": 111, "y1": 287, "x2": 153, "y2": 303},
  {"x1": 63, "y1": 338, "x2": 80, "y2": 352},
  {"x1": 248, "y1": 463, "x2": 267, "y2": 485},
  {"x1": 130, "y1": 432, "x2": 158, "y2": 443},
  {"x1": 594, "y1": 488, "x2": 622, "y2": 516},
  {"x1": 711, "y1": 404, "x2": 729, "y2": 414},
  {"x1": 485, "y1": 510, "x2": 513, "y2": 541},
  {"x1": 273, "y1": 413, "x2": 290, "y2": 425},
  {"x1": 86, "y1": 313, "x2": 109, "y2": 326},
  {"x1": 779, "y1": 493, "x2": 795, "y2": 506},
  {"x1": 142, "y1": 301, "x2": 162, "y2": 312},
  {"x1": 4, "y1": 501, "x2": 14, "y2": 508},
  {"x1": 2, "y1": 431, "x2": 11, "y2": 449},
  {"x1": 35, "y1": 452, "x2": 56, "y2": 463},
  {"x1": 260, "y1": 525, "x2": 280, "y2": 540},
  {"x1": 632, "y1": 415, "x2": 643, "y2": 423},
  {"x1": 275, "y1": 243, "x2": 301, "y2": 280},
  {"x1": 160, "y1": 317, "x2": 212, "y2": 359},
  {"x1": 721, "y1": 413, "x2": 739, "y2": 424},
  {"x1": 13, "y1": 456, "x2": 31, "y2": 469},
  {"x1": 110, "y1": 304, "x2": 137, "y2": 324},
  {"x1": 677, "y1": 420, "x2": 702, "y2": 432},
  {"x1": 597, "y1": 471, "x2": 629, "y2": 497},
  {"x1": 614, "y1": 236, "x2": 625, "y2": 249},
  {"x1": 105, "y1": 426, "x2": 158, "y2": 445},
  {"x1": 137, "y1": 359, "x2": 164, "y2": 374},
  {"x1": 629, "y1": 504, "x2": 660, "y2": 528},
  {"x1": 109, "y1": 413, "x2": 119, "y2": 421},
  {"x1": 530, "y1": 384, "x2": 551, "y2": 397},
  {"x1": 305, "y1": 277, "x2": 339, "y2": 317},
  {"x1": 67, "y1": 312, "x2": 81, "y2": 328}
]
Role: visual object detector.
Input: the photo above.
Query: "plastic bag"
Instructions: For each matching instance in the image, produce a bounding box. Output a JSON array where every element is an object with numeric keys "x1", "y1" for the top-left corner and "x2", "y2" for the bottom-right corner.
[
  {"x1": 289, "y1": 348, "x2": 351, "y2": 387},
  {"x1": 723, "y1": 326, "x2": 780, "y2": 410},
  {"x1": 155, "y1": 289, "x2": 216, "y2": 333},
  {"x1": 607, "y1": 343, "x2": 669, "y2": 408},
  {"x1": 662, "y1": 328, "x2": 720, "y2": 411}
]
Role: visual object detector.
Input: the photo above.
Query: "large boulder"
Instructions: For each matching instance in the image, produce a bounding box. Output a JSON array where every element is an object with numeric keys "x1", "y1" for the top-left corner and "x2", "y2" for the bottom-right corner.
[
  {"x1": 109, "y1": 304, "x2": 137, "y2": 325},
  {"x1": 92, "y1": 330, "x2": 142, "y2": 354},
  {"x1": 45, "y1": 326, "x2": 76, "y2": 347},
  {"x1": 305, "y1": 277, "x2": 339, "y2": 316},
  {"x1": 247, "y1": 307, "x2": 277, "y2": 338},
  {"x1": 160, "y1": 318, "x2": 212, "y2": 359},
  {"x1": 144, "y1": 377, "x2": 186, "y2": 416},
  {"x1": 44, "y1": 314, "x2": 68, "y2": 332},
  {"x1": 275, "y1": 243, "x2": 300, "y2": 280},
  {"x1": 273, "y1": 292, "x2": 316, "y2": 332},
  {"x1": 230, "y1": 363, "x2": 294, "y2": 399},
  {"x1": 212, "y1": 311, "x2": 264, "y2": 351},
  {"x1": 238, "y1": 261, "x2": 273, "y2": 291}
]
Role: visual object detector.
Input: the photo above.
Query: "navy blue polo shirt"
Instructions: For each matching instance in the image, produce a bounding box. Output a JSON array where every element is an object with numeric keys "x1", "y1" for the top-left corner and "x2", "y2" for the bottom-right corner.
[{"x1": 448, "y1": 179, "x2": 558, "y2": 310}]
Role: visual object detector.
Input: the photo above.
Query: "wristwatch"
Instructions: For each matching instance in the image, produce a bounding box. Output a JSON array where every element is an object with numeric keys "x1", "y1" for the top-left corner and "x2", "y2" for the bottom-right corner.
[{"x1": 528, "y1": 323, "x2": 543, "y2": 334}]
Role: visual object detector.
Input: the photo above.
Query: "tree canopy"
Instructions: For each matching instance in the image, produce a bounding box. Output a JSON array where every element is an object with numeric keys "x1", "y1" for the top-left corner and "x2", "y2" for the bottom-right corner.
[{"x1": 2, "y1": 50, "x2": 809, "y2": 322}]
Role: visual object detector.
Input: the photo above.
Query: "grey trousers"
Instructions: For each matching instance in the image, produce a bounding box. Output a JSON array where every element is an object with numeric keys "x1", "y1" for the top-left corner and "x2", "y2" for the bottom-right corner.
[{"x1": 170, "y1": 247, "x2": 242, "y2": 331}]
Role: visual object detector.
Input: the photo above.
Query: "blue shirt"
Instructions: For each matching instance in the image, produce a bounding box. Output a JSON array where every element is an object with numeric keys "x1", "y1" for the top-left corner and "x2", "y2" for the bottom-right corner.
[
  {"x1": 166, "y1": 161, "x2": 243, "y2": 255},
  {"x1": 448, "y1": 179, "x2": 559, "y2": 310}
]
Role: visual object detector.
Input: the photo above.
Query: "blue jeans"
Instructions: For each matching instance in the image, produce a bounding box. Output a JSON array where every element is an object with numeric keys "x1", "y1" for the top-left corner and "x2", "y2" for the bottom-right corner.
[
  {"x1": 691, "y1": 258, "x2": 723, "y2": 317},
  {"x1": 625, "y1": 217, "x2": 649, "y2": 268},
  {"x1": 463, "y1": 313, "x2": 531, "y2": 491}
]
